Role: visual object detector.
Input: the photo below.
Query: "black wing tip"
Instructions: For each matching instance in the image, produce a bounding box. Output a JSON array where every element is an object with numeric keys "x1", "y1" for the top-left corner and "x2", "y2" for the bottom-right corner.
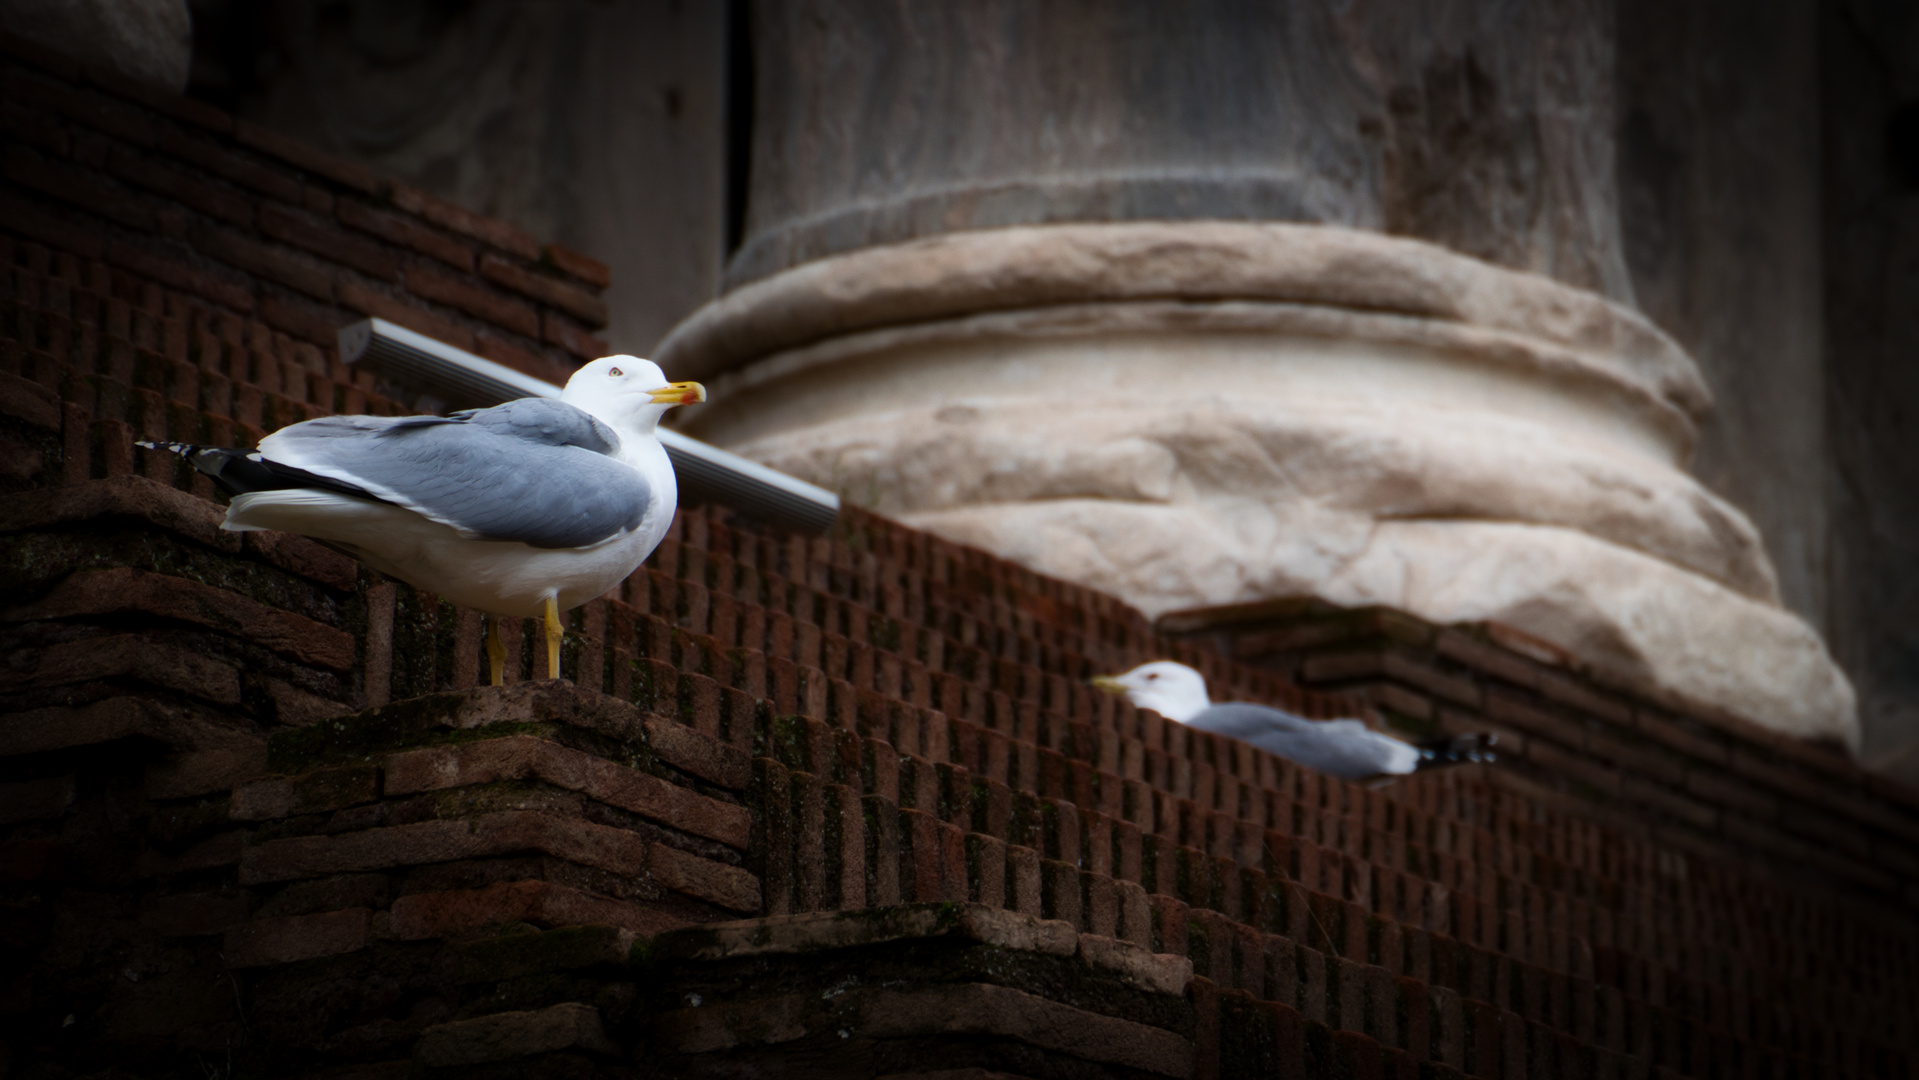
[{"x1": 1413, "y1": 732, "x2": 1499, "y2": 769}]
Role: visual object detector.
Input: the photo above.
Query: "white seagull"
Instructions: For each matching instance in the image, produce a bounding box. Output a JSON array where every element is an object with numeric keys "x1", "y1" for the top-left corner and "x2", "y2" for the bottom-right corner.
[
  {"x1": 1092, "y1": 660, "x2": 1494, "y2": 781},
  {"x1": 144, "y1": 356, "x2": 703, "y2": 686}
]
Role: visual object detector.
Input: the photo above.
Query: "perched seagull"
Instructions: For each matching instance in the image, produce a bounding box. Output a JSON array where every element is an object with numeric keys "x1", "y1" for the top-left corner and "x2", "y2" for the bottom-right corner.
[
  {"x1": 142, "y1": 356, "x2": 704, "y2": 686},
  {"x1": 1092, "y1": 660, "x2": 1494, "y2": 782}
]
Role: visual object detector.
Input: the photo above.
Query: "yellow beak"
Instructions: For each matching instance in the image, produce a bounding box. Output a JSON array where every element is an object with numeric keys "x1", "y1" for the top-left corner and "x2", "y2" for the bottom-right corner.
[
  {"x1": 1089, "y1": 675, "x2": 1129, "y2": 695},
  {"x1": 649, "y1": 381, "x2": 707, "y2": 405}
]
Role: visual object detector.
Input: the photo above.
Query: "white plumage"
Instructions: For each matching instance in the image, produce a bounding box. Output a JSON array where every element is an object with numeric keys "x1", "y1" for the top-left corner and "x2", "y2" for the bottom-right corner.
[{"x1": 146, "y1": 355, "x2": 704, "y2": 684}]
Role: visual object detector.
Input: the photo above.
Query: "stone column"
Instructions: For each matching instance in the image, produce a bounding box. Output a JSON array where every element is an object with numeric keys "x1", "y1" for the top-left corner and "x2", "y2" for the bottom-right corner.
[{"x1": 656, "y1": 0, "x2": 1856, "y2": 745}]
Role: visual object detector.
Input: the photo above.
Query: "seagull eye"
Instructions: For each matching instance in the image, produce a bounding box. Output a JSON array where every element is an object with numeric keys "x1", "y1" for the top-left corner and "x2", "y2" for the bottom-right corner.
[
  {"x1": 609, "y1": 367, "x2": 623, "y2": 377},
  {"x1": 1146, "y1": 673, "x2": 1158, "y2": 680}
]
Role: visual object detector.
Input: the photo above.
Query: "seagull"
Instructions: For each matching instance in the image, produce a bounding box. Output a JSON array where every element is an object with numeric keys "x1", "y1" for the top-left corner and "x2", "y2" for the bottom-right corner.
[
  {"x1": 142, "y1": 356, "x2": 703, "y2": 686},
  {"x1": 1091, "y1": 660, "x2": 1494, "y2": 781}
]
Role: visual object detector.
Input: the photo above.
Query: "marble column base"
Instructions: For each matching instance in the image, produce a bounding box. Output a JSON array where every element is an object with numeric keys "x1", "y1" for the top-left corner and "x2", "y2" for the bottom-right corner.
[{"x1": 658, "y1": 222, "x2": 1857, "y2": 747}]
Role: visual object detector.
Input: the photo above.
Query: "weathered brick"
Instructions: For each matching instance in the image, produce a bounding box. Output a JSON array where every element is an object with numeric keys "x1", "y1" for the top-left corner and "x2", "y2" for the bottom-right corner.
[
  {"x1": 257, "y1": 293, "x2": 347, "y2": 349},
  {"x1": 417, "y1": 1003, "x2": 618, "y2": 1067},
  {"x1": 336, "y1": 197, "x2": 474, "y2": 270},
  {"x1": 1481, "y1": 621, "x2": 1577, "y2": 667},
  {"x1": 479, "y1": 253, "x2": 607, "y2": 326},
  {"x1": 230, "y1": 776, "x2": 294, "y2": 821},
  {"x1": 10, "y1": 633, "x2": 242, "y2": 703},
  {"x1": 335, "y1": 279, "x2": 474, "y2": 351},
  {"x1": 1632, "y1": 706, "x2": 1730, "y2": 766},
  {"x1": 1536, "y1": 669, "x2": 1633, "y2": 725},
  {"x1": 258, "y1": 203, "x2": 397, "y2": 281},
  {"x1": 383, "y1": 735, "x2": 749, "y2": 847},
  {"x1": 106, "y1": 240, "x2": 253, "y2": 311},
  {"x1": 1434, "y1": 629, "x2": 1540, "y2": 690},
  {"x1": 389, "y1": 878, "x2": 684, "y2": 938},
  {"x1": 640, "y1": 710, "x2": 752, "y2": 790},
  {"x1": 83, "y1": 65, "x2": 232, "y2": 132},
  {"x1": 473, "y1": 331, "x2": 561, "y2": 383},
  {"x1": 542, "y1": 309, "x2": 609, "y2": 359},
  {"x1": 0, "y1": 367, "x2": 60, "y2": 429},
  {"x1": 1, "y1": 97, "x2": 71, "y2": 155},
  {"x1": 241, "y1": 528, "x2": 360, "y2": 589},
  {"x1": 191, "y1": 222, "x2": 330, "y2": 299},
  {"x1": 0, "y1": 190, "x2": 106, "y2": 259},
  {"x1": 6, "y1": 566, "x2": 354, "y2": 668},
  {"x1": 239, "y1": 811, "x2": 650, "y2": 883},
  {"x1": 234, "y1": 120, "x2": 380, "y2": 193},
  {"x1": 4, "y1": 68, "x2": 154, "y2": 146},
  {"x1": 1619, "y1": 774, "x2": 1716, "y2": 831},
  {"x1": 855, "y1": 982, "x2": 1195, "y2": 1075},
  {"x1": 139, "y1": 890, "x2": 251, "y2": 937},
  {"x1": 1485, "y1": 688, "x2": 1589, "y2": 752},
  {"x1": 1726, "y1": 746, "x2": 1849, "y2": 816},
  {"x1": 146, "y1": 737, "x2": 269, "y2": 798},
  {"x1": 1307, "y1": 649, "x2": 1483, "y2": 709},
  {"x1": 223, "y1": 907, "x2": 370, "y2": 967},
  {"x1": 648, "y1": 842, "x2": 760, "y2": 912},
  {"x1": 109, "y1": 147, "x2": 252, "y2": 225},
  {"x1": 1585, "y1": 730, "x2": 1684, "y2": 786},
  {"x1": 1363, "y1": 681, "x2": 1433, "y2": 723},
  {"x1": 5, "y1": 145, "x2": 156, "y2": 231},
  {"x1": 1524, "y1": 739, "x2": 1619, "y2": 796},
  {"x1": 405, "y1": 263, "x2": 537, "y2": 336},
  {"x1": 0, "y1": 774, "x2": 74, "y2": 824},
  {"x1": 543, "y1": 242, "x2": 610, "y2": 288},
  {"x1": 154, "y1": 127, "x2": 304, "y2": 203},
  {"x1": 390, "y1": 181, "x2": 540, "y2": 259}
]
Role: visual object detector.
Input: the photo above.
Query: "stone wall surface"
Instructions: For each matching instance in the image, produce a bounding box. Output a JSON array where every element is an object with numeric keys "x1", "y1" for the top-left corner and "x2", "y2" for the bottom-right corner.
[{"x1": 5, "y1": 39, "x2": 1919, "y2": 1080}]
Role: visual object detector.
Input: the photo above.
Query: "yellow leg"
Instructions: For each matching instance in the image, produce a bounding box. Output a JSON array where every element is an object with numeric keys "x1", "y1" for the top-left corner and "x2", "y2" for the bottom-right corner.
[
  {"x1": 486, "y1": 615, "x2": 506, "y2": 687},
  {"x1": 544, "y1": 597, "x2": 564, "y2": 682}
]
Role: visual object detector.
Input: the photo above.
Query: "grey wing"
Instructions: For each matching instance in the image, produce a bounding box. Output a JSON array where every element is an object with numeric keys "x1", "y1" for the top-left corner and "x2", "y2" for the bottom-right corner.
[
  {"x1": 451, "y1": 398, "x2": 622, "y2": 455},
  {"x1": 257, "y1": 403, "x2": 651, "y2": 549},
  {"x1": 1187, "y1": 704, "x2": 1406, "y2": 780}
]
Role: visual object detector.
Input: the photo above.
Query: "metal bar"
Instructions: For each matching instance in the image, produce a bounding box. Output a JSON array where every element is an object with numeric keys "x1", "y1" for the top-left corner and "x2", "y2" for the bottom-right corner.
[{"x1": 337, "y1": 318, "x2": 841, "y2": 534}]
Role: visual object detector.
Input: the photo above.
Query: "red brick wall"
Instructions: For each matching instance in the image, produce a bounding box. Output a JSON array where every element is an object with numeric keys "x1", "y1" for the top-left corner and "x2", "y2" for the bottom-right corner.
[
  {"x1": 0, "y1": 36, "x2": 609, "y2": 391},
  {"x1": 4, "y1": 41, "x2": 1919, "y2": 1080},
  {"x1": 1165, "y1": 603, "x2": 1919, "y2": 905}
]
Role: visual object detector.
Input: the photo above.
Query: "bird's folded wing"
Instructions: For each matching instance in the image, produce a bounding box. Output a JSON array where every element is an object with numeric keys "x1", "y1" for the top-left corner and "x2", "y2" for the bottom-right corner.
[
  {"x1": 1189, "y1": 704, "x2": 1411, "y2": 778},
  {"x1": 255, "y1": 402, "x2": 650, "y2": 549}
]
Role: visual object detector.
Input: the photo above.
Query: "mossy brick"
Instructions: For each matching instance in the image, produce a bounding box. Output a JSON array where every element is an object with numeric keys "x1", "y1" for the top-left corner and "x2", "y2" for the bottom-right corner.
[{"x1": 267, "y1": 705, "x2": 553, "y2": 772}]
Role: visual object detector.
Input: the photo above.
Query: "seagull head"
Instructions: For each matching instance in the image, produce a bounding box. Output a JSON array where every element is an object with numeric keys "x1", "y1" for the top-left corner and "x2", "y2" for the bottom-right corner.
[
  {"x1": 562, "y1": 356, "x2": 706, "y2": 434},
  {"x1": 1090, "y1": 660, "x2": 1212, "y2": 723}
]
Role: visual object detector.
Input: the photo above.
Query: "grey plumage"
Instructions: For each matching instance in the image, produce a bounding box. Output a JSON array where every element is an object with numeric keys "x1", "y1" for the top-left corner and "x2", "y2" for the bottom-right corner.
[
  {"x1": 1185, "y1": 703, "x2": 1416, "y2": 780},
  {"x1": 169, "y1": 398, "x2": 653, "y2": 550},
  {"x1": 1186, "y1": 703, "x2": 1496, "y2": 780}
]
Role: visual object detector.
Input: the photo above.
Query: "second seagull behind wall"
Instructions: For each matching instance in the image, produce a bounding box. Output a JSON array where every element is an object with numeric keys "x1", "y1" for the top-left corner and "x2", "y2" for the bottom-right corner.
[{"x1": 1092, "y1": 660, "x2": 1495, "y2": 782}]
